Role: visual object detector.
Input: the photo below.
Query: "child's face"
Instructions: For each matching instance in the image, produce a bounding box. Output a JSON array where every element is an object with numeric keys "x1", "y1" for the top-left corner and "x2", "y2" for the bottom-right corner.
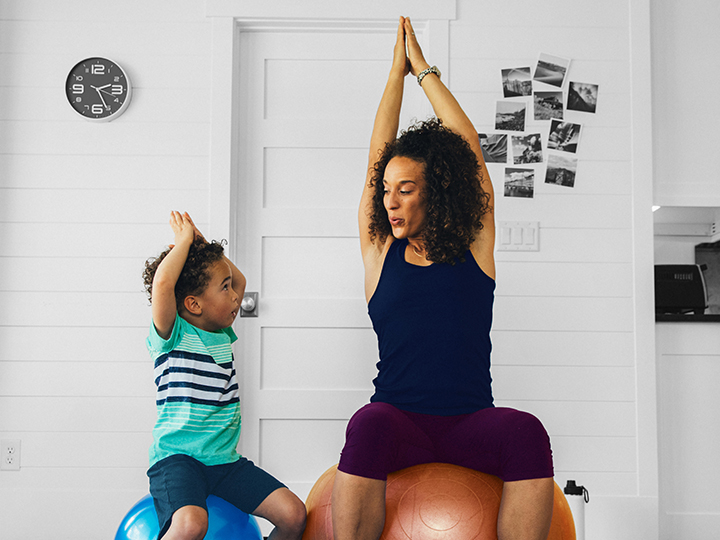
[{"x1": 195, "y1": 259, "x2": 240, "y2": 332}]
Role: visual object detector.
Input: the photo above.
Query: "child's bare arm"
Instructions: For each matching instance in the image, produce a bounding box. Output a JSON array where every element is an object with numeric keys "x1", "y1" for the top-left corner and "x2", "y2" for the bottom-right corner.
[
  {"x1": 225, "y1": 255, "x2": 247, "y2": 300},
  {"x1": 182, "y1": 212, "x2": 247, "y2": 300},
  {"x1": 151, "y1": 212, "x2": 195, "y2": 339}
]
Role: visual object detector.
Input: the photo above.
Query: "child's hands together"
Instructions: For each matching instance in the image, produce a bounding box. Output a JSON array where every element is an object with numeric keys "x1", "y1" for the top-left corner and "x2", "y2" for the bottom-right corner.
[{"x1": 169, "y1": 211, "x2": 201, "y2": 247}]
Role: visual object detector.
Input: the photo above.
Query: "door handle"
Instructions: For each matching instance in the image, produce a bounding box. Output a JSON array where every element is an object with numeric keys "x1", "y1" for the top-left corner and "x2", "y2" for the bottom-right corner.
[{"x1": 240, "y1": 292, "x2": 258, "y2": 317}]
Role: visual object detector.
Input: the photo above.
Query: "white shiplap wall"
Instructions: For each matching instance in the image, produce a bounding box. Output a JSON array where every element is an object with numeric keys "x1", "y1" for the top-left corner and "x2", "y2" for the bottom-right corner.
[
  {"x1": 0, "y1": 1, "x2": 213, "y2": 538},
  {"x1": 451, "y1": 0, "x2": 641, "y2": 500},
  {"x1": 446, "y1": 1, "x2": 657, "y2": 537},
  {"x1": 0, "y1": 0, "x2": 657, "y2": 538}
]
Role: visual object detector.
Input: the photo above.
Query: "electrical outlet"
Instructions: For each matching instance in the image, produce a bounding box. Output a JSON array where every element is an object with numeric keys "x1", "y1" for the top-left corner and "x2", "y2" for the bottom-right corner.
[{"x1": 1, "y1": 439, "x2": 21, "y2": 471}]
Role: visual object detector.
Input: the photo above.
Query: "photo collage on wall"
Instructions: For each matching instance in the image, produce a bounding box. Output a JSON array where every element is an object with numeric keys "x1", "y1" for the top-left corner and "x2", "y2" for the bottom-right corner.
[{"x1": 479, "y1": 53, "x2": 599, "y2": 198}]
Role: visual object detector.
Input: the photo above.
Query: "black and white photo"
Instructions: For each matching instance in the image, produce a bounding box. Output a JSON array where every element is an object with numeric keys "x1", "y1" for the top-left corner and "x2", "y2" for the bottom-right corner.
[
  {"x1": 545, "y1": 153, "x2": 578, "y2": 188},
  {"x1": 533, "y1": 53, "x2": 570, "y2": 88},
  {"x1": 501, "y1": 67, "x2": 532, "y2": 97},
  {"x1": 495, "y1": 101, "x2": 526, "y2": 132},
  {"x1": 533, "y1": 91, "x2": 563, "y2": 120},
  {"x1": 547, "y1": 119, "x2": 581, "y2": 153},
  {"x1": 567, "y1": 81, "x2": 598, "y2": 113},
  {"x1": 504, "y1": 167, "x2": 535, "y2": 198},
  {"x1": 478, "y1": 133, "x2": 508, "y2": 163},
  {"x1": 512, "y1": 134, "x2": 543, "y2": 164}
]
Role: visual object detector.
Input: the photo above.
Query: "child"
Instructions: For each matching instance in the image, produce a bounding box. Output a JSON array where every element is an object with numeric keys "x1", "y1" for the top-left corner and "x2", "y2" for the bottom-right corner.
[{"x1": 142, "y1": 211, "x2": 306, "y2": 540}]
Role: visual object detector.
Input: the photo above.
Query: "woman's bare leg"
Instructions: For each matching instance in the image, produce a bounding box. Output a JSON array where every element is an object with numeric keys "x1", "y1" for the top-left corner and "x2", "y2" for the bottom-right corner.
[
  {"x1": 331, "y1": 470, "x2": 387, "y2": 540},
  {"x1": 497, "y1": 477, "x2": 555, "y2": 540}
]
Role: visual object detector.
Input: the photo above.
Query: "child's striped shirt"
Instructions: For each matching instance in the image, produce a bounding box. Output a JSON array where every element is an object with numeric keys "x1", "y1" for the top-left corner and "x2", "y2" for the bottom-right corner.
[{"x1": 147, "y1": 314, "x2": 241, "y2": 467}]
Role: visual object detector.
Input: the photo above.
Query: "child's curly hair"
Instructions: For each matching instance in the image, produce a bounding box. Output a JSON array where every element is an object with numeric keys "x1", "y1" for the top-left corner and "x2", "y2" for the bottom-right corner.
[
  {"x1": 142, "y1": 237, "x2": 226, "y2": 311},
  {"x1": 368, "y1": 118, "x2": 491, "y2": 264}
]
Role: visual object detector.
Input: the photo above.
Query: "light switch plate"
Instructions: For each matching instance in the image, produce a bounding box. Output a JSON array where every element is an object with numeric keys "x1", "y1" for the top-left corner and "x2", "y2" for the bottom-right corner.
[{"x1": 496, "y1": 221, "x2": 539, "y2": 251}]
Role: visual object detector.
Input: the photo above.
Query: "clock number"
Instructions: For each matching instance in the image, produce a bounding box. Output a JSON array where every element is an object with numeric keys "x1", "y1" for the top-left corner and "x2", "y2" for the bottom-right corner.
[{"x1": 67, "y1": 58, "x2": 131, "y2": 120}]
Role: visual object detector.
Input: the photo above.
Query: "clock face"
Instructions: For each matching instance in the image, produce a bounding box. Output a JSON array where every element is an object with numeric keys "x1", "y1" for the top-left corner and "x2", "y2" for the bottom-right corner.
[{"x1": 65, "y1": 57, "x2": 132, "y2": 121}]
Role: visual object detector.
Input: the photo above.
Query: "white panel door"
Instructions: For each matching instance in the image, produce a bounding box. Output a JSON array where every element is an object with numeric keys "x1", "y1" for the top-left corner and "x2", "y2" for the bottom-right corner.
[{"x1": 232, "y1": 23, "x2": 429, "y2": 502}]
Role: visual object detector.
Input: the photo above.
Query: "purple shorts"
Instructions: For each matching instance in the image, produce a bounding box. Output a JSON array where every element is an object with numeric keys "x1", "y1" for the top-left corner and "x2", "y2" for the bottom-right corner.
[{"x1": 338, "y1": 403, "x2": 553, "y2": 482}]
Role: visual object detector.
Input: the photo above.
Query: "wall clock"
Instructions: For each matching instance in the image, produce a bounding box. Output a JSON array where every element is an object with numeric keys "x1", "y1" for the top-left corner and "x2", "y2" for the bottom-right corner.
[{"x1": 65, "y1": 57, "x2": 132, "y2": 121}]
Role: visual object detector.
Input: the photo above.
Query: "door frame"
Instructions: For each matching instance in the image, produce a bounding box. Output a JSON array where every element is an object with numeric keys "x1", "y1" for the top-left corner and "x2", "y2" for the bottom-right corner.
[
  {"x1": 203, "y1": 3, "x2": 454, "y2": 470},
  {"x1": 205, "y1": 1, "x2": 455, "y2": 244}
]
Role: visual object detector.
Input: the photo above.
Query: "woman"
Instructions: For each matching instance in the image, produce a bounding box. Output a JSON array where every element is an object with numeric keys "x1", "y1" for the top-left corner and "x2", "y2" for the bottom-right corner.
[{"x1": 331, "y1": 17, "x2": 555, "y2": 540}]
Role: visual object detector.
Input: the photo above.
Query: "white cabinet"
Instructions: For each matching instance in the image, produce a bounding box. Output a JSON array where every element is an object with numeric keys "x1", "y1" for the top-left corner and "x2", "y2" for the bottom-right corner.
[
  {"x1": 656, "y1": 323, "x2": 720, "y2": 539},
  {"x1": 651, "y1": 1, "x2": 720, "y2": 206}
]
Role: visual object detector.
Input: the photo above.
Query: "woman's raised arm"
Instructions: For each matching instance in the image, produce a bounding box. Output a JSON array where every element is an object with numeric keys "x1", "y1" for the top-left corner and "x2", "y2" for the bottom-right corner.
[
  {"x1": 404, "y1": 18, "x2": 495, "y2": 268},
  {"x1": 403, "y1": 18, "x2": 481, "y2": 156},
  {"x1": 359, "y1": 17, "x2": 409, "y2": 259}
]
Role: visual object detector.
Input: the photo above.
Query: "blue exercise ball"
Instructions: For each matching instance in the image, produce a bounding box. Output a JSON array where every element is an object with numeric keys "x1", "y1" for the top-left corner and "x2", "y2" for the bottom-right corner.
[{"x1": 115, "y1": 494, "x2": 263, "y2": 540}]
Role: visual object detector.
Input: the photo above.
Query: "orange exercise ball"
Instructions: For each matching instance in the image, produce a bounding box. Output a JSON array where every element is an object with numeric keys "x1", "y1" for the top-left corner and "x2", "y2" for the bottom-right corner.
[{"x1": 302, "y1": 463, "x2": 575, "y2": 540}]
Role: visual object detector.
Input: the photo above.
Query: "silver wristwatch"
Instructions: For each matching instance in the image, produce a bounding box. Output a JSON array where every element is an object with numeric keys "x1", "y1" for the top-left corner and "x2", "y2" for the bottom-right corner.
[{"x1": 417, "y1": 65, "x2": 441, "y2": 86}]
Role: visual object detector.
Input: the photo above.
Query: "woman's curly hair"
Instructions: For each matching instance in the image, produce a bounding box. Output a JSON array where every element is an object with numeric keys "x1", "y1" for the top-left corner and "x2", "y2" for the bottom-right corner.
[
  {"x1": 368, "y1": 118, "x2": 491, "y2": 264},
  {"x1": 142, "y1": 237, "x2": 226, "y2": 311}
]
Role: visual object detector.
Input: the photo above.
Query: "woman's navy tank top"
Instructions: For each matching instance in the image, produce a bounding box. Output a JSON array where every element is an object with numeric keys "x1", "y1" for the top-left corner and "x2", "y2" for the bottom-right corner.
[{"x1": 368, "y1": 238, "x2": 495, "y2": 415}]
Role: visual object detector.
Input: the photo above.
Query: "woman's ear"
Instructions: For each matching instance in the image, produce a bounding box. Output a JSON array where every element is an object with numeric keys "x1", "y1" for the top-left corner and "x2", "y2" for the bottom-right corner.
[{"x1": 183, "y1": 295, "x2": 203, "y2": 316}]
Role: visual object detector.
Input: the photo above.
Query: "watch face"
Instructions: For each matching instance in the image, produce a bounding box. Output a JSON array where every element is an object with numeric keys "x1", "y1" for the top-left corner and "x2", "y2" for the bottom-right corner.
[{"x1": 65, "y1": 57, "x2": 132, "y2": 121}]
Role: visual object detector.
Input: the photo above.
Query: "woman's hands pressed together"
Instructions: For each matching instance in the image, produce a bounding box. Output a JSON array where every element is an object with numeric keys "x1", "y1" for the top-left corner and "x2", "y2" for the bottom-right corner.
[
  {"x1": 390, "y1": 16, "x2": 410, "y2": 78},
  {"x1": 403, "y1": 18, "x2": 431, "y2": 79},
  {"x1": 391, "y1": 16, "x2": 431, "y2": 81}
]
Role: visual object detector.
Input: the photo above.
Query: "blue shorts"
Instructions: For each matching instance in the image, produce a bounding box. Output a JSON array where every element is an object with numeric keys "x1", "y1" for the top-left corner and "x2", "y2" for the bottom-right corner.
[
  {"x1": 147, "y1": 454, "x2": 286, "y2": 538},
  {"x1": 338, "y1": 403, "x2": 553, "y2": 482}
]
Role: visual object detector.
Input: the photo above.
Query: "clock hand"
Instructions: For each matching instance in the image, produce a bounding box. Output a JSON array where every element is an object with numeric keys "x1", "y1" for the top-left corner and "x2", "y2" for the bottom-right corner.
[
  {"x1": 90, "y1": 84, "x2": 113, "y2": 93},
  {"x1": 93, "y1": 86, "x2": 109, "y2": 108}
]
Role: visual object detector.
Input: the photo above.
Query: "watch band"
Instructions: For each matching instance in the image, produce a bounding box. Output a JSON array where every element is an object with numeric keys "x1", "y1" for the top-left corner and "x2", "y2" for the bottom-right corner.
[{"x1": 417, "y1": 65, "x2": 441, "y2": 86}]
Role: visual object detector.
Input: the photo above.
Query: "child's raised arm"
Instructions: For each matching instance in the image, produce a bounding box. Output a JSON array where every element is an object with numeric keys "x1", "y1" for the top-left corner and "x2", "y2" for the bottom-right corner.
[
  {"x1": 151, "y1": 211, "x2": 196, "y2": 339},
  {"x1": 183, "y1": 213, "x2": 247, "y2": 300},
  {"x1": 224, "y1": 255, "x2": 247, "y2": 301}
]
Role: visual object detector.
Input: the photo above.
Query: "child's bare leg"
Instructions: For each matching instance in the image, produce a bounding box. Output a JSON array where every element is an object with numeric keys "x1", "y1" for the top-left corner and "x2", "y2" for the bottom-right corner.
[
  {"x1": 253, "y1": 487, "x2": 307, "y2": 540},
  {"x1": 162, "y1": 505, "x2": 208, "y2": 540}
]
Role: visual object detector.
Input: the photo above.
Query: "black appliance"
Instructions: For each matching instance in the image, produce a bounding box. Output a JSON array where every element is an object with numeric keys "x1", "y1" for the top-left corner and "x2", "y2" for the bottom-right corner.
[{"x1": 654, "y1": 264, "x2": 708, "y2": 315}]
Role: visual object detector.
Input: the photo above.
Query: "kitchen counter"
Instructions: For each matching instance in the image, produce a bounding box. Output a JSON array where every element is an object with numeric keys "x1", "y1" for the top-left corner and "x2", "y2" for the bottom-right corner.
[{"x1": 656, "y1": 313, "x2": 720, "y2": 322}]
